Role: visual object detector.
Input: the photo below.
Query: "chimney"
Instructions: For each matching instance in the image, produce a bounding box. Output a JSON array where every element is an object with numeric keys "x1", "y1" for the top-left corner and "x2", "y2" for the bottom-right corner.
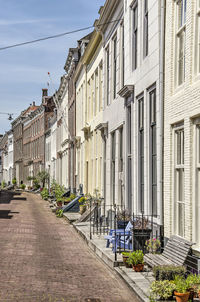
[
  {"x1": 32, "y1": 101, "x2": 35, "y2": 106},
  {"x1": 42, "y1": 88, "x2": 48, "y2": 97}
]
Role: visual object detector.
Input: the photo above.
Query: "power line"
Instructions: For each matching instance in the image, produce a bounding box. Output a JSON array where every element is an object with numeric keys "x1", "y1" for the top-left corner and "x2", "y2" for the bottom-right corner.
[{"x1": 0, "y1": 19, "x2": 122, "y2": 51}]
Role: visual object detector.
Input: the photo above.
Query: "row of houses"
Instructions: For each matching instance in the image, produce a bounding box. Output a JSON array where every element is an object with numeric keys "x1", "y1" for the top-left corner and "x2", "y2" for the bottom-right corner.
[{"x1": 1, "y1": 0, "x2": 200, "y2": 260}]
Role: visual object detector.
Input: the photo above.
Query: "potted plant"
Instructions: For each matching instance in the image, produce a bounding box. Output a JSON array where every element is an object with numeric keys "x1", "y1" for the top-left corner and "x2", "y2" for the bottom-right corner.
[
  {"x1": 121, "y1": 252, "x2": 132, "y2": 268},
  {"x1": 79, "y1": 196, "x2": 87, "y2": 214},
  {"x1": 174, "y1": 276, "x2": 190, "y2": 302},
  {"x1": 127, "y1": 250, "x2": 144, "y2": 272},
  {"x1": 150, "y1": 280, "x2": 176, "y2": 301},
  {"x1": 186, "y1": 274, "x2": 200, "y2": 300}
]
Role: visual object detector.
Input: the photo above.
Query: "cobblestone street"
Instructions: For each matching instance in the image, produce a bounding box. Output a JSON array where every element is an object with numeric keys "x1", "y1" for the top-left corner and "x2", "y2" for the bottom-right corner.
[{"x1": 0, "y1": 191, "x2": 137, "y2": 302}]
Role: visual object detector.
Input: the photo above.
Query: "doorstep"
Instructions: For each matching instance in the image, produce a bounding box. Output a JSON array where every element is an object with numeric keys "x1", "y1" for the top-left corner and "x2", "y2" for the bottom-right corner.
[
  {"x1": 73, "y1": 221, "x2": 153, "y2": 302},
  {"x1": 63, "y1": 212, "x2": 81, "y2": 223}
]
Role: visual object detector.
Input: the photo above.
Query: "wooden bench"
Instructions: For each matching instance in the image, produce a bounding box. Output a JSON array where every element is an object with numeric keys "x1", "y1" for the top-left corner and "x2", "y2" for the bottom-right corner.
[{"x1": 144, "y1": 235, "x2": 194, "y2": 268}]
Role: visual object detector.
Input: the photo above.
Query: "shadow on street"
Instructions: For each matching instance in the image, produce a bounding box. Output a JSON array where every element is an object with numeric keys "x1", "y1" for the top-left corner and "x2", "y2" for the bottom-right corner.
[
  {"x1": 0, "y1": 210, "x2": 19, "y2": 219},
  {"x1": 0, "y1": 190, "x2": 25, "y2": 204}
]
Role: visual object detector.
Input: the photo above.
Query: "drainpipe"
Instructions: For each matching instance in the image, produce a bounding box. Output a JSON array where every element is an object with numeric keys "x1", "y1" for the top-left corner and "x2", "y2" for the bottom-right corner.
[{"x1": 159, "y1": 0, "x2": 166, "y2": 238}]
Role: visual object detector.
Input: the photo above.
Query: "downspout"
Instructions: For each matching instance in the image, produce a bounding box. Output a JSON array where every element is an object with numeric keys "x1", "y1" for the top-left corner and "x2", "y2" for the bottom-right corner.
[{"x1": 159, "y1": 0, "x2": 166, "y2": 235}]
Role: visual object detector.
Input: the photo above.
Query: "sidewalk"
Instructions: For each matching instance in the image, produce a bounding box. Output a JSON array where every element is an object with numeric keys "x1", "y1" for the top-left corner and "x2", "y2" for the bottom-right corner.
[{"x1": 64, "y1": 213, "x2": 154, "y2": 302}]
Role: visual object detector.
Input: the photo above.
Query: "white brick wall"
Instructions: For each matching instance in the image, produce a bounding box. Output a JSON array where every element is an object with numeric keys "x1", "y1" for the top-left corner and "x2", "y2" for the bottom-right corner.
[{"x1": 164, "y1": 0, "x2": 200, "y2": 247}]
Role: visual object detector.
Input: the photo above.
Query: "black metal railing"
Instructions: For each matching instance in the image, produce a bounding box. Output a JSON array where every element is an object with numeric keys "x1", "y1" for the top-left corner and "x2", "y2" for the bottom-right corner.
[{"x1": 88, "y1": 201, "x2": 163, "y2": 262}]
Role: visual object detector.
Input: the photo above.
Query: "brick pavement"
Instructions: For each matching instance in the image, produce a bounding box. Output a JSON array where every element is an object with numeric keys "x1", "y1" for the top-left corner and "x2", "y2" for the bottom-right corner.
[{"x1": 0, "y1": 191, "x2": 138, "y2": 302}]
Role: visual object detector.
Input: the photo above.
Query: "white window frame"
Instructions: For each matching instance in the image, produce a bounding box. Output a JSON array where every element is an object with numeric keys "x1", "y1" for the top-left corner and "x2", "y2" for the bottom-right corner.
[
  {"x1": 175, "y1": 0, "x2": 186, "y2": 86},
  {"x1": 174, "y1": 126, "x2": 185, "y2": 237},
  {"x1": 195, "y1": 1, "x2": 200, "y2": 75},
  {"x1": 143, "y1": 0, "x2": 148, "y2": 58},
  {"x1": 193, "y1": 120, "x2": 200, "y2": 248},
  {"x1": 132, "y1": 1, "x2": 138, "y2": 70}
]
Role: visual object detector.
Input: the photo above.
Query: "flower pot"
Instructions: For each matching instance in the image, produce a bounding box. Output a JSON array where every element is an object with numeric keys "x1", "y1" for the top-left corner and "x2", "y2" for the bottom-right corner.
[
  {"x1": 174, "y1": 292, "x2": 190, "y2": 302},
  {"x1": 79, "y1": 205, "x2": 86, "y2": 215},
  {"x1": 132, "y1": 264, "x2": 144, "y2": 272},
  {"x1": 122, "y1": 255, "x2": 132, "y2": 268},
  {"x1": 56, "y1": 201, "x2": 62, "y2": 207}
]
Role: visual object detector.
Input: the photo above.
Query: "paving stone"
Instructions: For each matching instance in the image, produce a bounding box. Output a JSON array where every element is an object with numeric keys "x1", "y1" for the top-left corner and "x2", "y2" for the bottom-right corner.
[{"x1": 0, "y1": 191, "x2": 137, "y2": 302}]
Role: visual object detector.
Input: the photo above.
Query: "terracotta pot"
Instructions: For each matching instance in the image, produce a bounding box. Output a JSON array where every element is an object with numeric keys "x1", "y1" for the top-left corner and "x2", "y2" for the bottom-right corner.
[
  {"x1": 132, "y1": 264, "x2": 144, "y2": 272},
  {"x1": 79, "y1": 205, "x2": 86, "y2": 215},
  {"x1": 56, "y1": 201, "x2": 62, "y2": 207},
  {"x1": 122, "y1": 255, "x2": 132, "y2": 268},
  {"x1": 174, "y1": 292, "x2": 190, "y2": 302}
]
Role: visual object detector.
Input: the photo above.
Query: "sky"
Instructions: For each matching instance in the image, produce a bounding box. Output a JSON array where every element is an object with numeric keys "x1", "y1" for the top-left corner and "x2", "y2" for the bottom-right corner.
[{"x1": 0, "y1": 0, "x2": 105, "y2": 134}]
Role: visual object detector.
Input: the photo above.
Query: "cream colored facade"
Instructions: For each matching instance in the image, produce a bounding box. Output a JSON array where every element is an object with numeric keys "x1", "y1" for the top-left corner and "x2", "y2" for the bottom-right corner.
[
  {"x1": 75, "y1": 31, "x2": 103, "y2": 197},
  {"x1": 55, "y1": 75, "x2": 69, "y2": 188},
  {"x1": 164, "y1": 0, "x2": 200, "y2": 251},
  {"x1": 98, "y1": 0, "x2": 125, "y2": 209}
]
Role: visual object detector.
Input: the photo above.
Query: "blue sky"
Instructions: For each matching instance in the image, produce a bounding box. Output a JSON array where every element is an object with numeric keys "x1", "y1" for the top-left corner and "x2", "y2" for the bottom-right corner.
[{"x1": 0, "y1": 0, "x2": 105, "y2": 134}]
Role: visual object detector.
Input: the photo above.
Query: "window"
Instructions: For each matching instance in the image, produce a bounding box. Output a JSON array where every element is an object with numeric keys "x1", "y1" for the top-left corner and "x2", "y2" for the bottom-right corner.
[
  {"x1": 113, "y1": 37, "x2": 117, "y2": 99},
  {"x1": 95, "y1": 69, "x2": 99, "y2": 116},
  {"x1": 143, "y1": 0, "x2": 148, "y2": 57},
  {"x1": 138, "y1": 97, "x2": 144, "y2": 212},
  {"x1": 174, "y1": 127, "x2": 184, "y2": 237},
  {"x1": 111, "y1": 132, "x2": 116, "y2": 204},
  {"x1": 149, "y1": 89, "x2": 157, "y2": 216},
  {"x1": 195, "y1": 1, "x2": 200, "y2": 74},
  {"x1": 106, "y1": 46, "x2": 110, "y2": 105},
  {"x1": 132, "y1": 2, "x2": 138, "y2": 70},
  {"x1": 175, "y1": 0, "x2": 186, "y2": 86},
  {"x1": 121, "y1": 22, "x2": 125, "y2": 88},
  {"x1": 119, "y1": 127, "x2": 124, "y2": 206},
  {"x1": 194, "y1": 123, "x2": 200, "y2": 247},
  {"x1": 99, "y1": 63, "x2": 103, "y2": 111}
]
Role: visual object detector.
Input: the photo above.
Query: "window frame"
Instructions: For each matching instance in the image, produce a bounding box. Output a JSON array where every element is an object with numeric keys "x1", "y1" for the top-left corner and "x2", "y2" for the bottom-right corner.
[
  {"x1": 175, "y1": 0, "x2": 186, "y2": 86},
  {"x1": 138, "y1": 96, "x2": 144, "y2": 213},
  {"x1": 132, "y1": 1, "x2": 138, "y2": 70},
  {"x1": 174, "y1": 126, "x2": 185, "y2": 237},
  {"x1": 143, "y1": 0, "x2": 148, "y2": 58}
]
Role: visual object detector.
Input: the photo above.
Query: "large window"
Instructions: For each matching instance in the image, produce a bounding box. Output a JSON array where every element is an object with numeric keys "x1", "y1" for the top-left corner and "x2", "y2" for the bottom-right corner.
[
  {"x1": 106, "y1": 46, "x2": 110, "y2": 106},
  {"x1": 194, "y1": 123, "x2": 200, "y2": 247},
  {"x1": 138, "y1": 97, "x2": 144, "y2": 212},
  {"x1": 143, "y1": 0, "x2": 148, "y2": 57},
  {"x1": 176, "y1": 0, "x2": 186, "y2": 86},
  {"x1": 119, "y1": 127, "x2": 124, "y2": 206},
  {"x1": 132, "y1": 1, "x2": 138, "y2": 70},
  {"x1": 174, "y1": 127, "x2": 185, "y2": 237},
  {"x1": 113, "y1": 36, "x2": 117, "y2": 99},
  {"x1": 127, "y1": 99, "x2": 132, "y2": 212},
  {"x1": 195, "y1": 1, "x2": 200, "y2": 74},
  {"x1": 149, "y1": 89, "x2": 157, "y2": 216},
  {"x1": 111, "y1": 132, "x2": 116, "y2": 204},
  {"x1": 121, "y1": 22, "x2": 125, "y2": 88}
]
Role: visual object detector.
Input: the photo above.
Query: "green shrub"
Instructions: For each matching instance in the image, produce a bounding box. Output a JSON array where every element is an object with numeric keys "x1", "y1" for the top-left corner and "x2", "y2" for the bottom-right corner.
[
  {"x1": 41, "y1": 188, "x2": 49, "y2": 200},
  {"x1": 20, "y1": 184, "x2": 26, "y2": 190},
  {"x1": 70, "y1": 193, "x2": 76, "y2": 200},
  {"x1": 33, "y1": 178, "x2": 40, "y2": 190},
  {"x1": 55, "y1": 184, "x2": 65, "y2": 201},
  {"x1": 1, "y1": 180, "x2": 6, "y2": 188},
  {"x1": 127, "y1": 250, "x2": 144, "y2": 266},
  {"x1": 174, "y1": 275, "x2": 189, "y2": 293},
  {"x1": 12, "y1": 178, "x2": 16, "y2": 185},
  {"x1": 150, "y1": 280, "x2": 176, "y2": 300},
  {"x1": 79, "y1": 196, "x2": 86, "y2": 205},
  {"x1": 153, "y1": 265, "x2": 186, "y2": 281},
  {"x1": 56, "y1": 209, "x2": 63, "y2": 218}
]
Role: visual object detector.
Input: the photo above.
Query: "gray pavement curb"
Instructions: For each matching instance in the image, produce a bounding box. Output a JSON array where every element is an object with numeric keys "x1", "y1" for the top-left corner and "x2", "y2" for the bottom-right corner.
[{"x1": 72, "y1": 222, "x2": 149, "y2": 302}]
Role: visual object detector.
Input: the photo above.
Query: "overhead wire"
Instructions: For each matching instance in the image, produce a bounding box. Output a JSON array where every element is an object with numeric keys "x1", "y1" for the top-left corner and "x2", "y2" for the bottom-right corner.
[{"x1": 0, "y1": 19, "x2": 123, "y2": 51}]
